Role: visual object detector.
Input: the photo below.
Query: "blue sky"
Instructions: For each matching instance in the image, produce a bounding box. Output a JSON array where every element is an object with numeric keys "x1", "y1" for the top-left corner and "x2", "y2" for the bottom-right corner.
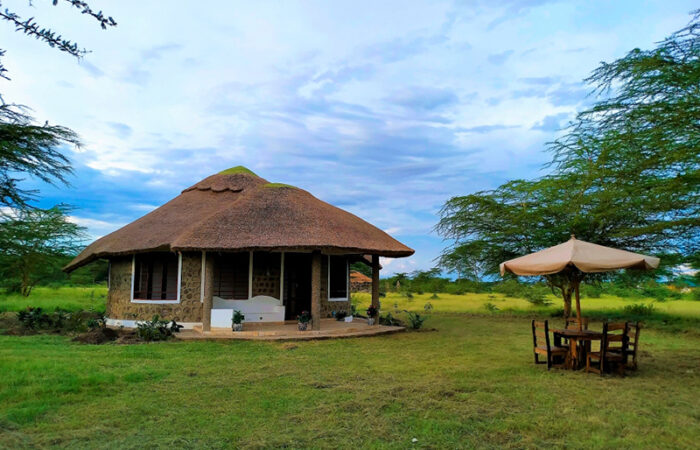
[{"x1": 1, "y1": 1, "x2": 696, "y2": 274}]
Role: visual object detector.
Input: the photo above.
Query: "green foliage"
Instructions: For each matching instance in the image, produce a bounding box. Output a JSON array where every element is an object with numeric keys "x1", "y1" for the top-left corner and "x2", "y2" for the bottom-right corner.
[
  {"x1": 0, "y1": 206, "x2": 86, "y2": 296},
  {"x1": 135, "y1": 315, "x2": 182, "y2": 342},
  {"x1": 16, "y1": 306, "x2": 100, "y2": 333},
  {"x1": 404, "y1": 311, "x2": 427, "y2": 329},
  {"x1": 430, "y1": 293, "x2": 439, "y2": 299},
  {"x1": 437, "y1": 13, "x2": 700, "y2": 316},
  {"x1": 218, "y1": 166, "x2": 256, "y2": 176},
  {"x1": 483, "y1": 302, "x2": 499, "y2": 313},
  {"x1": 378, "y1": 312, "x2": 402, "y2": 326},
  {"x1": 232, "y1": 310, "x2": 244, "y2": 324},
  {"x1": 350, "y1": 262, "x2": 371, "y2": 278},
  {"x1": 296, "y1": 311, "x2": 311, "y2": 323},
  {"x1": 623, "y1": 303, "x2": 656, "y2": 316}
]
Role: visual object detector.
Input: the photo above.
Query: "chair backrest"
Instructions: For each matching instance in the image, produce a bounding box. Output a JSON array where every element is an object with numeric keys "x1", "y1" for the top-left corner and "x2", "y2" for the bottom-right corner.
[
  {"x1": 602, "y1": 322, "x2": 629, "y2": 354},
  {"x1": 626, "y1": 321, "x2": 641, "y2": 353},
  {"x1": 566, "y1": 317, "x2": 589, "y2": 330},
  {"x1": 532, "y1": 320, "x2": 552, "y2": 351}
]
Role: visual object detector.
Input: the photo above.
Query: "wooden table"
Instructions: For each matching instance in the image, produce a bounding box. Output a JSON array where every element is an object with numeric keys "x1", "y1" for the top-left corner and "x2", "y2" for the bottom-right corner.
[{"x1": 552, "y1": 329, "x2": 603, "y2": 370}]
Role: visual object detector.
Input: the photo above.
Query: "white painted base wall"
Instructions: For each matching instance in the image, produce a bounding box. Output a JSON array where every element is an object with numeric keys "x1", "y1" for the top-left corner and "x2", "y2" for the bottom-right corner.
[{"x1": 105, "y1": 318, "x2": 200, "y2": 329}]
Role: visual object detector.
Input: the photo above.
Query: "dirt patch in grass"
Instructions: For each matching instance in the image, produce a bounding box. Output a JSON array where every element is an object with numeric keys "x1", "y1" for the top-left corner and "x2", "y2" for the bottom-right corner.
[{"x1": 72, "y1": 328, "x2": 119, "y2": 344}]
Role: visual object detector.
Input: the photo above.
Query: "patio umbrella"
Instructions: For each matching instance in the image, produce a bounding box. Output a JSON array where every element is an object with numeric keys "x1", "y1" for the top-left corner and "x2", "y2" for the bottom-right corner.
[{"x1": 500, "y1": 235, "x2": 659, "y2": 329}]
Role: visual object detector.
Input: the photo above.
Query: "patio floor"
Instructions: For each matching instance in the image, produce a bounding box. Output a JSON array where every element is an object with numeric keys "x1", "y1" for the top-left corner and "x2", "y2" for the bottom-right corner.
[{"x1": 176, "y1": 318, "x2": 404, "y2": 341}]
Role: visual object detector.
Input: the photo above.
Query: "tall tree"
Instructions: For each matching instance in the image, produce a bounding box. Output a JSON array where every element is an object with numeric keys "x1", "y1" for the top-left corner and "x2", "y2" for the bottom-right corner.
[
  {"x1": 0, "y1": 205, "x2": 85, "y2": 296},
  {"x1": 437, "y1": 12, "x2": 700, "y2": 316}
]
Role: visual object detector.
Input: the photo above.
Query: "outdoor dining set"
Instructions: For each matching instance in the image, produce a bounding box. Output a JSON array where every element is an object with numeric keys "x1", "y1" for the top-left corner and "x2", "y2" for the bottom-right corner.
[
  {"x1": 531, "y1": 318, "x2": 642, "y2": 375},
  {"x1": 499, "y1": 235, "x2": 659, "y2": 377}
]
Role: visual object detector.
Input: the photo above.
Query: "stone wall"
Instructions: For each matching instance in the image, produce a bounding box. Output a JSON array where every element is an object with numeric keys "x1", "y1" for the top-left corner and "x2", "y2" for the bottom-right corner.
[
  {"x1": 320, "y1": 255, "x2": 352, "y2": 318},
  {"x1": 106, "y1": 251, "x2": 353, "y2": 323},
  {"x1": 252, "y1": 252, "x2": 281, "y2": 298},
  {"x1": 106, "y1": 252, "x2": 202, "y2": 323}
]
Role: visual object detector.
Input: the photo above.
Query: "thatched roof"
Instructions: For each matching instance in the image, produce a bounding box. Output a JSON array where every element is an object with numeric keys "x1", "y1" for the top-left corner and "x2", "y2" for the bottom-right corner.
[{"x1": 65, "y1": 167, "x2": 414, "y2": 272}]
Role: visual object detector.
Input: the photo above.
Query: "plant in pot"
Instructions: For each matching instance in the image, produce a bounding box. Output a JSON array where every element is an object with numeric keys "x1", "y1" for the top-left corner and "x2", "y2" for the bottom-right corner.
[
  {"x1": 232, "y1": 310, "x2": 244, "y2": 332},
  {"x1": 366, "y1": 305, "x2": 378, "y2": 325},
  {"x1": 297, "y1": 311, "x2": 311, "y2": 331},
  {"x1": 335, "y1": 310, "x2": 347, "y2": 321}
]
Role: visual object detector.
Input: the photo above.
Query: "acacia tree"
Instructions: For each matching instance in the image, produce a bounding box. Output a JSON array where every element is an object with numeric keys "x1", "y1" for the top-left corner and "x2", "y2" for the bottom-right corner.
[
  {"x1": 0, "y1": 0, "x2": 116, "y2": 208},
  {"x1": 437, "y1": 12, "x2": 699, "y2": 317},
  {"x1": 0, "y1": 206, "x2": 85, "y2": 295}
]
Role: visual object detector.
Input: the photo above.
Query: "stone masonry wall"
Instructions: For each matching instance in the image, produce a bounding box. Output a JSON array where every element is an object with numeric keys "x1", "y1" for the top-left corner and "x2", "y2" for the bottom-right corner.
[
  {"x1": 320, "y1": 255, "x2": 352, "y2": 318},
  {"x1": 106, "y1": 252, "x2": 202, "y2": 323}
]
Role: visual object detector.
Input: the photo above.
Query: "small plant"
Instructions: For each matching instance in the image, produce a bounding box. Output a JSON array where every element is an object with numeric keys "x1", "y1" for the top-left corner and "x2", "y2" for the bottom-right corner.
[
  {"x1": 335, "y1": 311, "x2": 348, "y2": 321},
  {"x1": 393, "y1": 302, "x2": 399, "y2": 310},
  {"x1": 430, "y1": 293, "x2": 439, "y2": 300},
  {"x1": 136, "y1": 315, "x2": 180, "y2": 341},
  {"x1": 405, "y1": 311, "x2": 426, "y2": 330},
  {"x1": 379, "y1": 312, "x2": 403, "y2": 326},
  {"x1": 86, "y1": 313, "x2": 106, "y2": 330},
  {"x1": 366, "y1": 305, "x2": 378, "y2": 318},
  {"x1": 17, "y1": 307, "x2": 51, "y2": 329},
  {"x1": 424, "y1": 302, "x2": 433, "y2": 312},
  {"x1": 623, "y1": 303, "x2": 655, "y2": 316},
  {"x1": 232, "y1": 310, "x2": 245, "y2": 324},
  {"x1": 483, "y1": 302, "x2": 499, "y2": 313},
  {"x1": 297, "y1": 310, "x2": 311, "y2": 331}
]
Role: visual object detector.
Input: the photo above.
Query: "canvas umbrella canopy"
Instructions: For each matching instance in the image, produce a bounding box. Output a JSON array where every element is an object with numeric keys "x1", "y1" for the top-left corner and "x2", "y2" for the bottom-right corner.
[{"x1": 500, "y1": 236, "x2": 660, "y2": 329}]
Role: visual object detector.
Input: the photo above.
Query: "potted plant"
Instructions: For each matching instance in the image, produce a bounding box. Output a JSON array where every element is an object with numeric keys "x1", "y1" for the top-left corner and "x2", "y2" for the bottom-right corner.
[
  {"x1": 297, "y1": 311, "x2": 311, "y2": 331},
  {"x1": 335, "y1": 311, "x2": 347, "y2": 321},
  {"x1": 232, "y1": 310, "x2": 244, "y2": 332},
  {"x1": 366, "y1": 305, "x2": 378, "y2": 326}
]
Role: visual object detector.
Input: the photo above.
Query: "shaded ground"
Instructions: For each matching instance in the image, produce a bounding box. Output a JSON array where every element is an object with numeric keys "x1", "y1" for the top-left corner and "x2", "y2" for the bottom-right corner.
[{"x1": 1, "y1": 315, "x2": 698, "y2": 448}]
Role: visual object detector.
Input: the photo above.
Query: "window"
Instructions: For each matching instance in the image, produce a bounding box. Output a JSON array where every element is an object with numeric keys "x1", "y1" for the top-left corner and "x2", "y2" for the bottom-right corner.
[
  {"x1": 133, "y1": 253, "x2": 180, "y2": 301},
  {"x1": 213, "y1": 252, "x2": 250, "y2": 299},
  {"x1": 329, "y1": 255, "x2": 348, "y2": 300}
]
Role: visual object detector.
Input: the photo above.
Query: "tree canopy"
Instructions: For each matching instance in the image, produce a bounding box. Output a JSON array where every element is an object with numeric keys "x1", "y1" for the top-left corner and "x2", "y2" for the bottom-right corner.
[{"x1": 436, "y1": 11, "x2": 699, "y2": 316}]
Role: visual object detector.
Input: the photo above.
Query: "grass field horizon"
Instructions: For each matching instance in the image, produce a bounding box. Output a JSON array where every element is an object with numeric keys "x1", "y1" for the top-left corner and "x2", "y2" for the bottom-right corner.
[{"x1": 2, "y1": 286, "x2": 699, "y2": 448}]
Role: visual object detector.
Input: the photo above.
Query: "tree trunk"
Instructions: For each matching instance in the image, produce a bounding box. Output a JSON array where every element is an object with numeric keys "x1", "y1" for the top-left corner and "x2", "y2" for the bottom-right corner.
[{"x1": 562, "y1": 290, "x2": 572, "y2": 318}]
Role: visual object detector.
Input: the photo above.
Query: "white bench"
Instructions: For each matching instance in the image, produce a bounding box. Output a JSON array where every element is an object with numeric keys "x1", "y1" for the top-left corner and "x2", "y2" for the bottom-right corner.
[{"x1": 210, "y1": 295, "x2": 286, "y2": 327}]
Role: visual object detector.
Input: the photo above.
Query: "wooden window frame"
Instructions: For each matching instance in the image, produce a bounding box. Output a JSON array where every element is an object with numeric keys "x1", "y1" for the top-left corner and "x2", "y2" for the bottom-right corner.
[{"x1": 130, "y1": 253, "x2": 182, "y2": 304}]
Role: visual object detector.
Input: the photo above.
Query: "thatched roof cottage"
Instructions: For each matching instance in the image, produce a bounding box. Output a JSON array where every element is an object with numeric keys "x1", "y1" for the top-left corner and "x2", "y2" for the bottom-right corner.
[{"x1": 65, "y1": 167, "x2": 414, "y2": 330}]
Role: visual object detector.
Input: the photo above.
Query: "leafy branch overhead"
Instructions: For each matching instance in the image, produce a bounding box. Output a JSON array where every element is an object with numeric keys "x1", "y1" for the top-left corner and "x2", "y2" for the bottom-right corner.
[{"x1": 0, "y1": 0, "x2": 117, "y2": 79}]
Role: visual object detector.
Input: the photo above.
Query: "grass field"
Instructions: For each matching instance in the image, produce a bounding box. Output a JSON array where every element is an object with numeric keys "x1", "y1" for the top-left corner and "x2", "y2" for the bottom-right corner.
[{"x1": 1, "y1": 287, "x2": 699, "y2": 448}]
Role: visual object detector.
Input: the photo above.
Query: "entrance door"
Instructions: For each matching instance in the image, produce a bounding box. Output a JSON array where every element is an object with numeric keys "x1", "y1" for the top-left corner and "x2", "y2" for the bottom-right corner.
[{"x1": 284, "y1": 253, "x2": 311, "y2": 320}]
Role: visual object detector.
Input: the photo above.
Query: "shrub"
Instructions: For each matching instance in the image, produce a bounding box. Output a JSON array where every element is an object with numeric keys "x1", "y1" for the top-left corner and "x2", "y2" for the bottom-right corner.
[
  {"x1": 17, "y1": 307, "x2": 52, "y2": 329},
  {"x1": 405, "y1": 311, "x2": 426, "y2": 330},
  {"x1": 623, "y1": 303, "x2": 655, "y2": 316},
  {"x1": 297, "y1": 311, "x2": 311, "y2": 323},
  {"x1": 136, "y1": 315, "x2": 182, "y2": 341},
  {"x1": 232, "y1": 310, "x2": 245, "y2": 324},
  {"x1": 523, "y1": 289, "x2": 552, "y2": 307},
  {"x1": 583, "y1": 284, "x2": 603, "y2": 298},
  {"x1": 483, "y1": 302, "x2": 499, "y2": 313},
  {"x1": 379, "y1": 313, "x2": 402, "y2": 326},
  {"x1": 430, "y1": 293, "x2": 439, "y2": 299}
]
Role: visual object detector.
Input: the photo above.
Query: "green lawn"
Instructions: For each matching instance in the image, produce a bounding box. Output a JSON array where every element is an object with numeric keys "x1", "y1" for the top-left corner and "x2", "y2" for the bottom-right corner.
[
  {"x1": 0, "y1": 286, "x2": 107, "y2": 313},
  {"x1": 1, "y1": 287, "x2": 699, "y2": 448}
]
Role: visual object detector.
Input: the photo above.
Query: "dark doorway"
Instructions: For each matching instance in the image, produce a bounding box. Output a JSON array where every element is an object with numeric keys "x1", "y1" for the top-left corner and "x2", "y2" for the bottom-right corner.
[{"x1": 284, "y1": 253, "x2": 311, "y2": 320}]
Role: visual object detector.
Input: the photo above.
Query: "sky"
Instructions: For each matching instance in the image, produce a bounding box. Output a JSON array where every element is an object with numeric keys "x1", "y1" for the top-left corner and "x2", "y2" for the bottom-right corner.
[{"x1": 0, "y1": 0, "x2": 696, "y2": 275}]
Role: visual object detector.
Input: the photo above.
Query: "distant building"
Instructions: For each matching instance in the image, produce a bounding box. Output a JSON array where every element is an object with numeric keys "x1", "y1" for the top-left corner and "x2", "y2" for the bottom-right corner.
[{"x1": 350, "y1": 271, "x2": 372, "y2": 292}]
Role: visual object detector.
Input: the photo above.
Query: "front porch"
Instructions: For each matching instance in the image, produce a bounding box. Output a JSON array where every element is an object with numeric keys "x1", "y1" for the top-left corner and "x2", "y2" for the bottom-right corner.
[{"x1": 178, "y1": 318, "x2": 403, "y2": 341}]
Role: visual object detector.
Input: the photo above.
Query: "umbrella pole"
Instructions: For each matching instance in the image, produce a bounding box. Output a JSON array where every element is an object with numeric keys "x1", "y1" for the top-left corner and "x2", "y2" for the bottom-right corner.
[{"x1": 575, "y1": 280, "x2": 582, "y2": 331}]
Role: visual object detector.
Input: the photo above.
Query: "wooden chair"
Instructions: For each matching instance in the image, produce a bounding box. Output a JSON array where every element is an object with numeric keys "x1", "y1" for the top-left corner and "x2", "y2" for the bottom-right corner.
[
  {"x1": 532, "y1": 320, "x2": 568, "y2": 370},
  {"x1": 586, "y1": 322, "x2": 629, "y2": 376},
  {"x1": 625, "y1": 321, "x2": 642, "y2": 370}
]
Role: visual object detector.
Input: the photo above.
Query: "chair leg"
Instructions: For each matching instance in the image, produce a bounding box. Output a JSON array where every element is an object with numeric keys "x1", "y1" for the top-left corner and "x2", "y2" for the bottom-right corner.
[{"x1": 547, "y1": 353, "x2": 552, "y2": 370}]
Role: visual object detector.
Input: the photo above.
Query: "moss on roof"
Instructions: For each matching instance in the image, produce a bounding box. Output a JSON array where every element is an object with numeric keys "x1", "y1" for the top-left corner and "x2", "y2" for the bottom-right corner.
[
  {"x1": 263, "y1": 182, "x2": 297, "y2": 189},
  {"x1": 218, "y1": 166, "x2": 258, "y2": 176}
]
